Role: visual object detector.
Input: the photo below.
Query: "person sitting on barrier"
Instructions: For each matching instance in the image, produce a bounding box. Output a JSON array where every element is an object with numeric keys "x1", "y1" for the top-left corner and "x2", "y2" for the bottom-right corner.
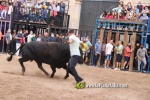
[
  {"x1": 98, "y1": 11, "x2": 107, "y2": 28},
  {"x1": 93, "y1": 38, "x2": 101, "y2": 67},
  {"x1": 137, "y1": 1, "x2": 143, "y2": 13},
  {"x1": 112, "y1": 11, "x2": 118, "y2": 29},
  {"x1": 122, "y1": 43, "x2": 133, "y2": 70},
  {"x1": 114, "y1": 41, "x2": 124, "y2": 70},
  {"x1": 137, "y1": 44, "x2": 149, "y2": 72},
  {"x1": 105, "y1": 11, "x2": 114, "y2": 29},
  {"x1": 104, "y1": 40, "x2": 114, "y2": 69},
  {"x1": 1, "y1": 2, "x2": 8, "y2": 19},
  {"x1": 112, "y1": 4, "x2": 123, "y2": 14},
  {"x1": 60, "y1": 0, "x2": 65, "y2": 13}
]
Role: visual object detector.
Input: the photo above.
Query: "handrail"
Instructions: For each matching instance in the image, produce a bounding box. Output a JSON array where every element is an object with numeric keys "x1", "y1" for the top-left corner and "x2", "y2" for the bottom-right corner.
[{"x1": 97, "y1": 18, "x2": 146, "y2": 25}]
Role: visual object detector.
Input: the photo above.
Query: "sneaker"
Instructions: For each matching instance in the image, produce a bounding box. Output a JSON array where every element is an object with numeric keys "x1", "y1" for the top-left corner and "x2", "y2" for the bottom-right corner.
[{"x1": 114, "y1": 68, "x2": 117, "y2": 70}]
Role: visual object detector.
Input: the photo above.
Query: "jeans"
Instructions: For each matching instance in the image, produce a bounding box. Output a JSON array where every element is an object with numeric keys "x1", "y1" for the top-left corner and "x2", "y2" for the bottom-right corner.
[
  {"x1": 1, "y1": 10, "x2": 7, "y2": 19},
  {"x1": 94, "y1": 54, "x2": 100, "y2": 66},
  {"x1": 68, "y1": 55, "x2": 83, "y2": 83},
  {"x1": 138, "y1": 57, "x2": 147, "y2": 71}
]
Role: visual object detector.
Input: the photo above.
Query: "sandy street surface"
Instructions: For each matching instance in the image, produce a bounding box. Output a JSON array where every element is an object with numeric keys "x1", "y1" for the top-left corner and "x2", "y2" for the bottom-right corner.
[{"x1": 0, "y1": 54, "x2": 150, "y2": 100}]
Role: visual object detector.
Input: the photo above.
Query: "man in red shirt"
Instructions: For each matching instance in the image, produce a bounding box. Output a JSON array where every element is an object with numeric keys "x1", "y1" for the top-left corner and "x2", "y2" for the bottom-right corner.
[{"x1": 122, "y1": 43, "x2": 133, "y2": 70}]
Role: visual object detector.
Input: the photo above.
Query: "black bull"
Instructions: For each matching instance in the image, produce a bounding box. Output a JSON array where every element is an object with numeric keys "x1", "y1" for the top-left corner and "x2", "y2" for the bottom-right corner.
[{"x1": 7, "y1": 42, "x2": 84, "y2": 79}]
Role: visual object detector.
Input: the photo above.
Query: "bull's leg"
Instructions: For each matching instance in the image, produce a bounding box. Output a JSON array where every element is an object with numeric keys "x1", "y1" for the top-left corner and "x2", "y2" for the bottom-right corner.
[
  {"x1": 63, "y1": 64, "x2": 69, "y2": 79},
  {"x1": 36, "y1": 62, "x2": 49, "y2": 76},
  {"x1": 50, "y1": 66, "x2": 56, "y2": 78},
  {"x1": 18, "y1": 58, "x2": 26, "y2": 76}
]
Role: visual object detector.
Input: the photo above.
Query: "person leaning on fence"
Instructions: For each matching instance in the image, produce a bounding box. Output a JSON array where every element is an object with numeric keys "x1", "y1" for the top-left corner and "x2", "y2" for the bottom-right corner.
[
  {"x1": 114, "y1": 41, "x2": 124, "y2": 70},
  {"x1": 122, "y1": 43, "x2": 133, "y2": 70},
  {"x1": 93, "y1": 38, "x2": 101, "y2": 67},
  {"x1": 104, "y1": 40, "x2": 114, "y2": 68},
  {"x1": 137, "y1": 44, "x2": 149, "y2": 72}
]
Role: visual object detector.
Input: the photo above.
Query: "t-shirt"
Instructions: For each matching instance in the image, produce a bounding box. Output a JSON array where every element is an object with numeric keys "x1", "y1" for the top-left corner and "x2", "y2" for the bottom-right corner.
[
  {"x1": 117, "y1": 45, "x2": 124, "y2": 54},
  {"x1": 137, "y1": 48, "x2": 148, "y2": 59},
  {"x1": 16, "y1": 33, "x2": 23, "y2": 43},
  {"x1": 86, "y1": 40, "x2": 92, "y2": 53},
  {"x1": 124, "y1": 46, "x2": 131, "y2": 57},
  {"x1": 106, "y1": 43, "x2": 113, "y2": 55},
  {"x1": 31, "y1": 37, "x2": 36, "y2": 42},
  {"x1": 80, "y1": 42, "x2": 88, "y2": 52},
  {"x1": 69, "y1": 35, "x2": 81, "y2": 56},
  {"x1": 95, "y1": 42, "x2": 101, "y2": 54}
]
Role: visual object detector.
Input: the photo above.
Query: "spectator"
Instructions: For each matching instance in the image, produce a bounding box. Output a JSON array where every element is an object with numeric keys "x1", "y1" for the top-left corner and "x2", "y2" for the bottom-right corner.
[
  {"x1": 56, "y1": 34, "x2": 62, "y2": 43},
  {"x1": 112, "y1": 11, "x2": 118, "y2": 29},
  {"x1": 93, "y1": 38, "x2": 101, "y2": 67},
  {"x1": 15, "y1": 29, "x2": 23, "y2": 56},
  {"x1": 119, "y1": 0, "x2": 124, "y2": 8},
  {"x1": 105, "y1": 11, "x2": 114, "y2": 29},
  {"x1": 137, "y1": 44, "x2": 148, "y2": 72},
  {"x1": 104, "y1": 40, "x2": 114, "y2": 68},
  {"x1": 99, "y1": 11, "x2": 107, "y2": 18},
  {"x1": 27, "y1": 31, "x2": 34, "y2": 43},
  {"x1": 100, "y1": 40, "x2": 106, "y2": 66},
  {"x1": 112, "y1": 5, "x2": 122, "y2": 14},
  {"x1": 127, "y1": 2, "x2": 132, "y2": 11},
  {"x1": 137, "y1": 1, "x2": 143, "y2": 13},
  {"x1": 42, "y1": 32, "x2": 49, "y2": 42},
  {"x1": 139, "y1": 12, "x2": 149, "y2": 23},
  {"x1": 134, "y1": 42, "x2": 140, "y2": 70},
  {"x1": 7, "y1": 2, "x2": 13, "y2": 19},
  {"x1": 122, "y1": 43, "x2": 132, "y2": 70},
  {"x1": 23, "y1": 30, "x2": 28, "y2": 43},
  {"x1": 80, "y1": 38, "x2": 88, "y2": 60},
  {"x1": 36, "y1": 33, "x2": 42, "y2": 42},
  {"x1": 50, "y1": 33, "x2": 56, "y2": 42},
  {"x1": 11, "y1": 29, "x2": 17, "y2": 53},
  {"x1": 85, "y1": 37, "x2": 92, "y2": 66},
  {"x1": 1, "y1": 3, "x2": 8, "y2": 19},
  {"x1": 60, "y1": 0, "x2": 65, "y2": 12},
  {"x1": 114, "y1": 41, "x2": 124, "y2": 70},
  {"x1": 31, "y1": 33, "x2": 36, "y2": 42},
  {"x1": 5, "y1": 29, "x2": 12, "y2": 53}
]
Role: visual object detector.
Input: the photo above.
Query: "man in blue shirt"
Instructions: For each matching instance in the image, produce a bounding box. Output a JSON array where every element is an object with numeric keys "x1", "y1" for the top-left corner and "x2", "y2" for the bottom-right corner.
[
  {"x1": 93, "y1": 38, "x2": 101, "y2": 67},
  {"x1": 49, "y1": 33, "x2": 56, "y2": 42}
]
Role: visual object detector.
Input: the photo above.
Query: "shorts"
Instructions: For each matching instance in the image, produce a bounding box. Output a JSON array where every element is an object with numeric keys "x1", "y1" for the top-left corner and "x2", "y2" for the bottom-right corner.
[
  {"x1": 106, "y1": 54, "x2": 112, "y2": 60},
  {"x1": 124, "y1": 56, "x2": 130, "y2": 62},
  {"x1": 116, "y1": 54, "x2": 122, "y2": 62}
]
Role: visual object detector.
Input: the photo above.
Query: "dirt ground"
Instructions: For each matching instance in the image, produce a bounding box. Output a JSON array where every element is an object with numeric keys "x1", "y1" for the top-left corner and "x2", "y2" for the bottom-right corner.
[{"x1": 0, "y1": 54, "x2": 150, "y2": 100}]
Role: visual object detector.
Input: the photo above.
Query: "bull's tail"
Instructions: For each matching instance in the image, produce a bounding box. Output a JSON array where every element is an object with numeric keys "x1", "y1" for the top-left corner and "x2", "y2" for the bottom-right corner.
[{"x1": 7, "y1": 43, "x2": 26, "y2": 61}]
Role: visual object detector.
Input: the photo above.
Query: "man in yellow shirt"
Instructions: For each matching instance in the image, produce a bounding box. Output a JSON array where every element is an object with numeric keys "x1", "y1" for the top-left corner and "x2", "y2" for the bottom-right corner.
[{"x1": 80, "y1": 39, "x2": 88, "y2": 61}]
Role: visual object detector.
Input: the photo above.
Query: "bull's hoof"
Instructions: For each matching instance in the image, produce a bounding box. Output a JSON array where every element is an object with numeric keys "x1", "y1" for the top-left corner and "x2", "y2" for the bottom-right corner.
[
  {"x1": 64, "y1": 74, "x2": 69, "y2": 79},
  {"x1": 50, "y1": 74, "x2": 54, "y2": 78}
]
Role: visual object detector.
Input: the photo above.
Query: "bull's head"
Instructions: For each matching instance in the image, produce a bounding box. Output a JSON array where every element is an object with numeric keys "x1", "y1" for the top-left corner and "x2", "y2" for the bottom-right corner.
[{"x1": 78, "y1": 47, "x2": 84, "y2": 64}]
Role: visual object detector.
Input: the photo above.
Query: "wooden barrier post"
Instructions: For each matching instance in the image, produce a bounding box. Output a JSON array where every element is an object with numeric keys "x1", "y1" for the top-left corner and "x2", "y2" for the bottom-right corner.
[
  {"x1": 121, "y1": 31, "x2": 129, "y2": 68},
  {"x1": 97, "y1": 28, "x2": 104, "y2": 67},
  {"x1": 113, "y1": 32, "x2": 120, "y2": 68},
  {"x1": 107, "y1": 30, "x2": 112, "y2": 43},
  {"x1": 129, "y1": 32, "x2": 136, "y2": 72}
]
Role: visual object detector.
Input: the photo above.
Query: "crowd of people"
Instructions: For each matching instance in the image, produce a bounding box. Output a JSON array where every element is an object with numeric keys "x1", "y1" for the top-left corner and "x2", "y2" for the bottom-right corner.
[
  {"x1": 93, "y1": 37, "x2": 149, "y2": 72},
  {"x1": 99, "y1": 1, "x2": 150, "y2": 31},
  {"x1": 4, "y1": 28, "x2": 149, "y2": 73},
  {"x1": 0, "y1": 0, "x2": 13, "y2": 20},
  {"x1": 17, "y1": 0, "x2": 66, "y2": 24}
]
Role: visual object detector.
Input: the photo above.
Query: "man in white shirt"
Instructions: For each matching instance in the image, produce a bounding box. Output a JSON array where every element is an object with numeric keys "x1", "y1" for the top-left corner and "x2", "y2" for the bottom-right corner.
[
  {"x1": 67, "y1": 30, "x2": 83, "y2": 84},
  {"x1": 104, "y1": 40, "x2": 114, "y2": 68},
  {"x1": 27, "y1": 31, "x2": 34, "y2": 43}
]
